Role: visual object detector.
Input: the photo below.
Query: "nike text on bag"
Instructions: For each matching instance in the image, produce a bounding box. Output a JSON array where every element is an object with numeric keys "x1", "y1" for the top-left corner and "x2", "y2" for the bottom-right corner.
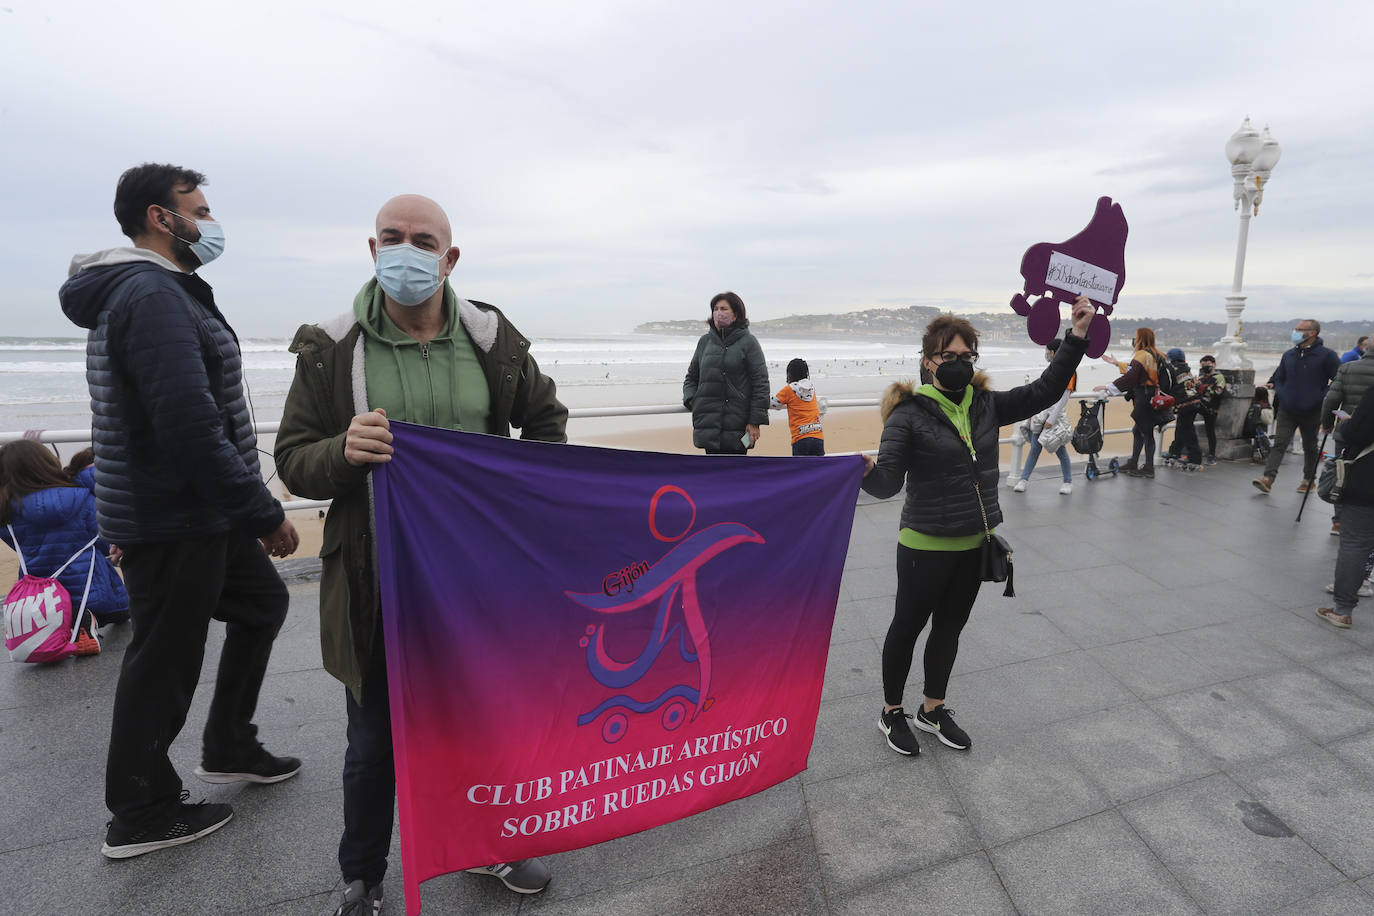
[{"x1": 3, "y1": 525, "x2": 98, "y2": 663}]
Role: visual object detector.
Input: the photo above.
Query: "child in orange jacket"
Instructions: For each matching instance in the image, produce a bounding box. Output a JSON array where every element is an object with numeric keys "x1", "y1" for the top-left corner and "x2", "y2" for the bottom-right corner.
[{"x1": 770, "y1": 358, "x2": 826, "y2": 456}]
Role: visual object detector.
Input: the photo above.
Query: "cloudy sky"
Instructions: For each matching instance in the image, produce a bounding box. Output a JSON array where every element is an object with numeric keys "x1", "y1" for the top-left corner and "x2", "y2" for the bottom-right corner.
[{"x1": 2, "y1": 0, "x2": 1370, "y2": 338}]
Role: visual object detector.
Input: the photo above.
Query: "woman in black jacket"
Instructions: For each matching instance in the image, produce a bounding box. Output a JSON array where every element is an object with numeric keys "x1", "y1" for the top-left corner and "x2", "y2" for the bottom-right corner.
[
  {"x1": 683, "y1": 292, "x2": 770, "y2": 454},
  {"x1": 862, "y1": 297, "x2": 1093, "y2": 756},
  {"x1": 1097, "y1": 327, "x2": 1169, "y2": 478}
]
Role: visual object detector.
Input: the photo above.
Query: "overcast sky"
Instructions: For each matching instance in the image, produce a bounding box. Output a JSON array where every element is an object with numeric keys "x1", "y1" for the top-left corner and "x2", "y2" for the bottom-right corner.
[{"x1": 2, "y1": 0, "x2": 1370, "y2": 338}]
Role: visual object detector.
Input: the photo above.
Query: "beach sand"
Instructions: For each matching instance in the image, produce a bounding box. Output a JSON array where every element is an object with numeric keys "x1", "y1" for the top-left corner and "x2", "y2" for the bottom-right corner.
[{"x1": 0, "y1": 397, "x2": 1144, "y2": 588}]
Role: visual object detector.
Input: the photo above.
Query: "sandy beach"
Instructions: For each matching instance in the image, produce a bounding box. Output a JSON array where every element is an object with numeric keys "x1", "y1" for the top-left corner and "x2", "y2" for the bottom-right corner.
[{"x1": 0, "y1": 396, "x2": 1147, "y2": 589}]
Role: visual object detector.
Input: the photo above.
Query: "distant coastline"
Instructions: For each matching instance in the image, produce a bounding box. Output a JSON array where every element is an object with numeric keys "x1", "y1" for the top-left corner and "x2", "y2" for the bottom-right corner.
[{"x1": 636, "y1": 306, "x2": 1365, "y2": 353}]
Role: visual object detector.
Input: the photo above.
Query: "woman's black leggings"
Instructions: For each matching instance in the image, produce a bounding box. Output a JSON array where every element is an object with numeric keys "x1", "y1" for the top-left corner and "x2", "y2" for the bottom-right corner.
[
  {"x1": 882, "y1": 544, "x2": 983, "y2": 706},
  {"x1": 1130, "y1": 399, "x2": 1156, "y2": 467}
]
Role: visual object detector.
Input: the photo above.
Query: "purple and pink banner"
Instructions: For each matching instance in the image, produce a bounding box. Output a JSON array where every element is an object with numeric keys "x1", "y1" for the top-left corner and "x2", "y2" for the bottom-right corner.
[{"x1": 373, "y1": 422, "x2": 862, "y2": 913}]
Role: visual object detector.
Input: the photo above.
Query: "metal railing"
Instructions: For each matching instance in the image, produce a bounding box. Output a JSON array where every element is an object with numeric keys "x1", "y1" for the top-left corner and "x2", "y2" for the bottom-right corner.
[{"x1": 1, "y1": 393, "x2": 1171, "y2": 511}]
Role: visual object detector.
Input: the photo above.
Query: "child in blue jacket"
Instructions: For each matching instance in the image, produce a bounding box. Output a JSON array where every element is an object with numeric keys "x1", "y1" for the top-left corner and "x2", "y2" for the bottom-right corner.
[{"x1": 1, "y1": 441, "x2": 129, "y2": 655}]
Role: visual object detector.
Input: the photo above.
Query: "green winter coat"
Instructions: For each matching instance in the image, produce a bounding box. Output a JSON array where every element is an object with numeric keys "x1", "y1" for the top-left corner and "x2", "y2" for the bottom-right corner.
[
  {"x1": 274, "y1": 290, "x2": 567, "y2": 702},
  {"x1": 682, "y1": 324, "x2": 770, "y2": 453}
]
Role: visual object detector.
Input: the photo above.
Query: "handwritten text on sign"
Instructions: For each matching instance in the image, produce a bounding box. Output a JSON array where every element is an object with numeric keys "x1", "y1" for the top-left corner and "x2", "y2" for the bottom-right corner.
[{"x1": 1045, "y1": 251, "x2": 1118, "y2": 304}]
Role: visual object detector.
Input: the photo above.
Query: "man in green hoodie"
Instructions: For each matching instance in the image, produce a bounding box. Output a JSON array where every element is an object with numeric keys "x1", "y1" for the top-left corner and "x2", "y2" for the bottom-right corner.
[{"x1": 275, "y1": 195, "x2": 567, "y2": 915}]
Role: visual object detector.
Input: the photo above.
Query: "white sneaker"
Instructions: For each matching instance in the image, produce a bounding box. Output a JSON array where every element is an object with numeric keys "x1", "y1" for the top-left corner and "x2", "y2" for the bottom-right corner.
[
  {"x1": 1325, "y1": 582, "x2": 1374, "y2": 597},
  {"x1": 1059, "y1": 482, "x2": 1073, "y2": 495},
  {"x1": 1013, "y1": 479, "x2": 1027, "y2": 492}
]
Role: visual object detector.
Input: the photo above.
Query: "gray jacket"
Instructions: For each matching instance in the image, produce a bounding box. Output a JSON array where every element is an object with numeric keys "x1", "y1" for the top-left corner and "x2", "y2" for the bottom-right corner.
[{"x1": 1323, "y1": 349, "x2": 1374, "y2": 439}]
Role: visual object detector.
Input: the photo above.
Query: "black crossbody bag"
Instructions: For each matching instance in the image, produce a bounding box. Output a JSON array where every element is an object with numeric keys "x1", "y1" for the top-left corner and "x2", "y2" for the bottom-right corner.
[{"x1": 971, "y1": 476, "x2": 1015, "y2": 597}]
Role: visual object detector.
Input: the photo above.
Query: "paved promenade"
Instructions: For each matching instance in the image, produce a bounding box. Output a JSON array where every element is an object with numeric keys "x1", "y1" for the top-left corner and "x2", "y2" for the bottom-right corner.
[{"x1": 6, "y1": 457, "x2": 1374, "y2": 915}]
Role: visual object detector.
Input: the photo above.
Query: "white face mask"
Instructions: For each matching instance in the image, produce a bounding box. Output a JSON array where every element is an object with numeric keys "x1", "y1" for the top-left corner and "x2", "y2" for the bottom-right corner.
[{"x1": 375, "y1": 243, "x2": 445, "y2": 306}]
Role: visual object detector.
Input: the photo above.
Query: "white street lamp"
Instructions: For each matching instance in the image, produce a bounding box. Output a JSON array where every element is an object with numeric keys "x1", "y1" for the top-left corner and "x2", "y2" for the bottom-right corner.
[{"x1": 1214, "y1": 117, "x2": 1282, "y2": 370}]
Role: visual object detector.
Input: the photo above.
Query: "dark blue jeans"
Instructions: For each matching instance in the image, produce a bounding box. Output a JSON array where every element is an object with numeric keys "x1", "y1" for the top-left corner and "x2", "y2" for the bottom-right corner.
[
  {"x1": 792, "y1": 437, "x2": 825, "y2": 456},
  {"x1": 339, "y1": 622, "x2": 396, "y2": 886}
]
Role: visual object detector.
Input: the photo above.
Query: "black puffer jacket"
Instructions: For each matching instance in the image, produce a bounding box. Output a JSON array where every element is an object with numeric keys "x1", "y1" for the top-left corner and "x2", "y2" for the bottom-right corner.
[
  {"x1": 863, "y1": 332, "x2": 1087, "y2": 537},
  {"x1": 682, "y1": 324, "x2": 770, "y2": 453},
  {"x1": 58, "y1": 248, "x2": 283, "y2": 544}
]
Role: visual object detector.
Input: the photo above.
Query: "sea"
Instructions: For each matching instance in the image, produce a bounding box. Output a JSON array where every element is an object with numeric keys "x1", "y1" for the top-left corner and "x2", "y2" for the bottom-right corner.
[{"x1": 3, "y1": 332, "x2": 1233, "y2": 447}]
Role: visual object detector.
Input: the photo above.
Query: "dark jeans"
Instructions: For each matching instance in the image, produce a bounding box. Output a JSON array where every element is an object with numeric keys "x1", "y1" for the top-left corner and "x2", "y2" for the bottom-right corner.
[
  {"x1": 882, "y1": 544, "x2": 982, "y2": 704},
  {"x1": 792, "y1": 437, "x2": 825, "y2": 456},
  {"x1": 1201, "y1": 408, "x2": 1218, "y2": 457},
  {"x1": 339, "y1": 622, "x2": 396, "y2": 886},
  {"x1": 1169, "y1": 407, "x2": 1202, "y2": 463},
  {"x1": 106, "y1": 531, "x2": 289, "y2": 827},
  {"x1": 1334, "y1": 504, "x2": 1374, "y2": 614},
  {"x1": 1264, "y1": 407, "x2": 1321, "y2": 481}
]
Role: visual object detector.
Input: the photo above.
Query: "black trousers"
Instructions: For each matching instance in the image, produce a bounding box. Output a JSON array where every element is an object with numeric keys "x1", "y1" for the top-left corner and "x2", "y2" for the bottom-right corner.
[
  {"x1": 1170, "y1": 407, "x2": 1202, "y2": 463},
  {"x1": 1201, "y1": 408, "x2": 1218, "y2": 457},
  {"x1": 106, "y1": 530, "x2": 289, "y2": 826},
  {"x1": 339, "y1": 621, "x2": 396, "y2": 886},
  {"x1": 882, "y1": 544, "x2": 982, "y2": 705}
]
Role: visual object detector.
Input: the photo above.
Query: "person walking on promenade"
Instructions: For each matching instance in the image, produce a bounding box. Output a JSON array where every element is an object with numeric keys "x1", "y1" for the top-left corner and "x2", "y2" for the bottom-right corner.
[
  {"x1": 1096, "y1": 328, "x2": 1170, "y2": 478},
  {"x1": 1013, "y1": 338, "x2": 1076, "y2": 494},
  {"x1": 1321, "y1": 344, "x2": 1374, "y2": 535},
  {"x1": 861, "y1": 297, "x2": 1094, "y2": 756},
  {"x1": 275, "y1": 194, "x2": 568, "y2": 915},
  {"x1": 1341, "y1": 336, "x2": 1369, "y2": 364},
  {"x1": 1195, "y1": 355, "x2": 1228, "y2": 464},
  {"x1": 683, "y1": 292, "x2": 770, "y2": 454},
  {"x1": 1254, "y1": 318, "x2": 1339, "y2": 494},
  {"x1": 770, "y1": 358, "x2": 826, "y2": 455},
  {"x1": 1317, "y1": 387, "x2": 1374, "y2": 629},
  {"x1": 58, "y1": 163, "x2": 300, "y2": 859}
]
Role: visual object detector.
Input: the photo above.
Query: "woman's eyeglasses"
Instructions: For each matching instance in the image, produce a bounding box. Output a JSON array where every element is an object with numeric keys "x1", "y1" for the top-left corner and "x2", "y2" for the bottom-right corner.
[{"x1": 933, "y1": 351, "x2": 978, "y2": 365}]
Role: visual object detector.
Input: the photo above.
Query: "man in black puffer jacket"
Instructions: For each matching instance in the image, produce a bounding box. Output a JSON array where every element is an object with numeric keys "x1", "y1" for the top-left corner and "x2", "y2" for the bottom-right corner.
[{"x1": 59, "y1": 163, "x2": 301, "y2": 861}]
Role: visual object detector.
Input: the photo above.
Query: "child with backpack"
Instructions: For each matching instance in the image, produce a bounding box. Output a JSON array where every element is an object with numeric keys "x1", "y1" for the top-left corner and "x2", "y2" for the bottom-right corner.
[
  {"x1": 769, "y1": 358, "x2": 826, "y2": 455},
  {"x1": 0, "y1": 440, "x2": 129, "y2": 661},
  {"x1": 1243, "y1": 388, "x2": 1275, "y2": 464}
]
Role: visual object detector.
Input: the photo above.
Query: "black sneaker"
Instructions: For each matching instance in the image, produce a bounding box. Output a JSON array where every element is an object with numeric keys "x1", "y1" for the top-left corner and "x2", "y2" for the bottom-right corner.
[
  {"x1": 334, "y1": 879, "x2": 383, "y2": 915},
  {"x1": 101, "y1": 792, "x2": 233, "y2": 859},
  {"x1": 914, "y1": 704, "x2": 972, "y2": 750},
  {"x1": 194, "y1": 746, "x2": 301, "y2": 785},
  {"x1": 878, "y1": 706, "x2": 920, "y2": 756}
]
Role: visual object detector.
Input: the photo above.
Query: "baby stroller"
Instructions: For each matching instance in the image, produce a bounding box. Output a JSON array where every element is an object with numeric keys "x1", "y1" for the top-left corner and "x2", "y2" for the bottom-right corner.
[{"x1": 1072, "y1": 398, "x2": 1119, "y2": 480}]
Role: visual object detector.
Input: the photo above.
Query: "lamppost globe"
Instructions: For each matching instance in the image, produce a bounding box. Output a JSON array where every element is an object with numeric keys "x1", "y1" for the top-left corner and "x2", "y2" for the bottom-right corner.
[
  {"x1": 1225, "y1": 117, "x2": 1263, "y2": 165},
  {"x1": 1214, "y1": 118, "x2": 1279, "y2": 373},
  {"x1": 1253, "y1": 126, "x2": 1282, "y2": 173}
]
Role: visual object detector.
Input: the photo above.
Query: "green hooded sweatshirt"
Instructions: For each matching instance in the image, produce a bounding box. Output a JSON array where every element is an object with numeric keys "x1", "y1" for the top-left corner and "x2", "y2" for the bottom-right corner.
[{"x1": 355, "y1": 279, "x2": 492, "y2": 431}]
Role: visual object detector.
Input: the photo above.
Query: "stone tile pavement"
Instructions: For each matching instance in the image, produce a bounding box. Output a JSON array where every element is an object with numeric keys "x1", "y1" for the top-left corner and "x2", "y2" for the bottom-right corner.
[{"x1": 4, "y1": 458, "x2": 1374, "y2": 914}]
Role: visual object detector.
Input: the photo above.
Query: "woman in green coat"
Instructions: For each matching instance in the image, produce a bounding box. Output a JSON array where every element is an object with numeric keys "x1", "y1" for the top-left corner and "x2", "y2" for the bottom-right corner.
[{"x1": 683, "y1": 291, "x2": 771, "y2": 454}]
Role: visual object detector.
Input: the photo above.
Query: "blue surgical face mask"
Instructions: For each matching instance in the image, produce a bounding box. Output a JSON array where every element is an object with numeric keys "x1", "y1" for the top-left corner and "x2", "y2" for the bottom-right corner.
[
  {"x1": 1291, "y1": 330, "x2": 1306, "y2": 345},
  {"x1": 165, "y1": 210, "x2": 225, "y2": 266},
  {"x1": 375, "y1": 243, "x2": 445, "y2": 306}
]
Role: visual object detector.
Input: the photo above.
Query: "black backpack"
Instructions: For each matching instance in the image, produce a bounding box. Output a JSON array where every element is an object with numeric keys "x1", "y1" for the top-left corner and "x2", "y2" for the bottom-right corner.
[
  {"x1": 1152, "y1": 353, "x2": 1178, "y2": 400},
  {"x1": 1241, "y1": 403, "x2": 1262, "y2": 439},
  {"x1": 1072, "y1": 400, "x2": 1104, "y2": 455}
]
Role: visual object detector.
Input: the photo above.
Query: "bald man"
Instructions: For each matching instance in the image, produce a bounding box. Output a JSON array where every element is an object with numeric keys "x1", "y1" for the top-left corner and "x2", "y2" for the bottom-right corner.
[{"x1": 276, "y1": 195, "x2": 567, "y2": 914}]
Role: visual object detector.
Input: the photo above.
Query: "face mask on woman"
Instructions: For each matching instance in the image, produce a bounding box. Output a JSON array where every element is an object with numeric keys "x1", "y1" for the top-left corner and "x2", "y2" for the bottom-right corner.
[{"x1": 933, "y1": 359, "x2": 974, "y2": 392}]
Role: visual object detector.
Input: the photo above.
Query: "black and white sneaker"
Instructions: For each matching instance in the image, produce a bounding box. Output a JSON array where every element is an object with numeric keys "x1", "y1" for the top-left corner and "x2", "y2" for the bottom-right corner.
[
  {"x1": 195, "y1": 746, "x2": 302, "y2": 785},
  {"x1": 101, "y1": 792, "x2": 233, "y2": 859},
  {"x1": 333, "y1": 879, "x2": 383, "y2": 915},
  {"x1": 878, "y1": 706, "x2": 920, "y2": 756},
  {"x1": 466, "y1": 858, "x2": 552, "y2": 894},
  {"x1": 914, "y1": 704, "x2": 971, "y2": 749}
]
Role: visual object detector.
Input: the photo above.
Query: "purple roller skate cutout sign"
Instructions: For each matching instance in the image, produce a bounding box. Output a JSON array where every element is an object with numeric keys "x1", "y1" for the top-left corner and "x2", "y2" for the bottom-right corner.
[{"x1": 1009, "y1": 196, "x2": 1128, "y2": 359}]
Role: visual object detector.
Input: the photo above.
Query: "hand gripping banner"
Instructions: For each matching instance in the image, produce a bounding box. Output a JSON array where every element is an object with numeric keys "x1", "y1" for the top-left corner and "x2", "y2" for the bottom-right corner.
[{"x1": 373, "y1": 423, "x2": 862, "y2": 913}]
